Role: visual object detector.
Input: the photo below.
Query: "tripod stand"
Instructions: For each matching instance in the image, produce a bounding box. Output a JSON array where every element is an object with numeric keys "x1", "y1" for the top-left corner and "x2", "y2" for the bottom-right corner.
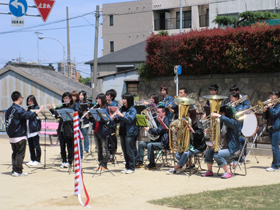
[{"x1": 31, "y1": 109, "x2": 55, "y2": 172}]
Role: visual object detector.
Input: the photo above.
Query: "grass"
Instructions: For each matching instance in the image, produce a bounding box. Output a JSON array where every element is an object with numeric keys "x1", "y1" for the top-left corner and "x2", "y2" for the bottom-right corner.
[{"x1": 148, "y1": 183, "x2": 280, "y2": 210}]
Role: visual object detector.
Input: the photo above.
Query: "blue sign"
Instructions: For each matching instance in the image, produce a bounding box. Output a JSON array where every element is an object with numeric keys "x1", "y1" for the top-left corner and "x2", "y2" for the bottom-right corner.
[
  {"x1": 177, "y1": 65, "x2": 182, "y2": 75},
  {"x1": 9, "y1": 0, "x2": 28, "y2": 17}
]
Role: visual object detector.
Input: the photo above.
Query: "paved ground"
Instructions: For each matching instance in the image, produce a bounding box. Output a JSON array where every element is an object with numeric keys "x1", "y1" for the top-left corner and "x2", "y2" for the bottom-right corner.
[{"x1": 0, "y1": 135, "x2": 279, "y2": 210}]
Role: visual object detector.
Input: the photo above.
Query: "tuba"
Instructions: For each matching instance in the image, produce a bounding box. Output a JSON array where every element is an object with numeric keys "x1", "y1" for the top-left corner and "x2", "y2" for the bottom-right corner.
[
  {"x1": 169, "y1": 97, "x2": 195, "y2": 153},
  {"x1": 141, "y1": 108, "x2": 160, "y2": 141},
  {"x1": 204, "y1": 95, "x2": 228, "y2": 152}
]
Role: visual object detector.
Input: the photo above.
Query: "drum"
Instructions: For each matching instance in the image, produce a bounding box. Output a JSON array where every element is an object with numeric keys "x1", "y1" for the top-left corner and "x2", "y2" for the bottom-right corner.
[{"x1": 241, "y1": 111, "x2": 258, "y2": 137}]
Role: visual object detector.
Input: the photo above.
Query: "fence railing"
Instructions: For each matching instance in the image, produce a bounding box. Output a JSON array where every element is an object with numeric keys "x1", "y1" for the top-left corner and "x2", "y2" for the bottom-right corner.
[
  {"x1": 154, "y1": 18, "x2": 192, "y2": 31},
  {"x1": 0, "y1": 110, "x2": 6, "y2": 133}
]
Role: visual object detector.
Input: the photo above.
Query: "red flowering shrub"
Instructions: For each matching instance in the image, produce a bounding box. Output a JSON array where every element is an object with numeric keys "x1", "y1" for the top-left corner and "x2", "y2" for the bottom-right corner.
[{"x1": 138, "y1": 25, "x2": 280, "y2": 79}]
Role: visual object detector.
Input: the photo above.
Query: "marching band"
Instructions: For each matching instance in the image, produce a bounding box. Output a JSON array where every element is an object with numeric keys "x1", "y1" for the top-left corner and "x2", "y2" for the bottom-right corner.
[{"x1": 4, "y1": 85, "x2": 280, "y2": 177}]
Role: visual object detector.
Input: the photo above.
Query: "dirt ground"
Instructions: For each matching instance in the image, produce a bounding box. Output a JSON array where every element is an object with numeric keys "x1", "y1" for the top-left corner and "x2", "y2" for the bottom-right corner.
[{"x1": 1, "y1": 136, "x2": 279, "y2": 210}]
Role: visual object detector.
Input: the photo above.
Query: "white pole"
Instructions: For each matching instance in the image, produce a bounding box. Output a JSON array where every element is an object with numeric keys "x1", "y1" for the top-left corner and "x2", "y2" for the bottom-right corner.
[{"x1": 180, "y1": 0, "x2": 182, "y2": 33}]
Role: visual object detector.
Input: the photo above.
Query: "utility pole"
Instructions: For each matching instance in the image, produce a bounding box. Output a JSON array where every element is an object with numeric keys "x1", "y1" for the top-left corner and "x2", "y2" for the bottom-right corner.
[
  {"x1": 180, "y1": 0, "x2": 182, "y2": 33},
  {"x1": 66, "y1": 7, "x2": 71, "y2": 78},
  {"x1": 34, "y1": 31, "x2": 43, "y2": 64},
  {"x1": 92, "y1": 5, "x2": 100, "y2": 101}
]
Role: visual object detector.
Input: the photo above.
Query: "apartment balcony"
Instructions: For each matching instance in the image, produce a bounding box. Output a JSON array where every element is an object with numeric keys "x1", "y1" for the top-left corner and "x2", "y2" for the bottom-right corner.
[{"x1": 154, "y1": 18, "x2": 191, "y2": 31}]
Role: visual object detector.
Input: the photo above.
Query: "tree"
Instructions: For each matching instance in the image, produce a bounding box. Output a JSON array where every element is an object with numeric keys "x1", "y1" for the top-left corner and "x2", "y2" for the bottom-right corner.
[
  {"x1": 79, "y1": 76, "x2": 91, "y2": 85},
  {"x1": 212, "y1": 11, "x2": 280, "y2": 28}
]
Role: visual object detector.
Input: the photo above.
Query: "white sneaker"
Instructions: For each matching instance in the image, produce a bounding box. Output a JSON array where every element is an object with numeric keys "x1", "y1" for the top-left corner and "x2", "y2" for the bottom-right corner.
[
  {"x1": 123, "y1": 161, "x2": 126, "y2": 165},
  {"x1": 26, "y1": 161, "x2": 34, "y2": 166},
  {"x1": 125, "y1": 169, "x2": 135, "y2": 174},
  {"x1": 64, "y1": 163, "x2": 70, "y2": 168},
  {"x1": 166, "y1": 168, "x2": 176, "y2": 175},
  {"x1": 121, "y1": 170, "x2": 127, "y2": 174},
  {"x1": 266, "y1": 167, "x2": 279, "y2": 172},
  {"x1": 60, "y1": 162, "x2": 66, "y2": 168},
  {"x1": 12, "y1": 171, "x2": 28, "y2": 177},
  {"x1": 31, "y1": 161, "x2": 41, "y2": 166}
]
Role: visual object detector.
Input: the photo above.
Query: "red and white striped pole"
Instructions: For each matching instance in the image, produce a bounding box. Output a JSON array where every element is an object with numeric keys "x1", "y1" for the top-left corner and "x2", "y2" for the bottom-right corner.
[{"x1": 73, "y1": 111, "x2": 90, "y2": 207}]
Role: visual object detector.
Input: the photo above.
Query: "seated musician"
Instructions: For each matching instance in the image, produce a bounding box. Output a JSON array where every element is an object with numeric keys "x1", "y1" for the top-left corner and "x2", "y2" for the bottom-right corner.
[
  {"x1": 202, "y1": 105, "x2": 242, "y2": 179},
  {"x1": 262, "y1": 91, "x2": 280, "y2": 172},
  {"x1": 166, "y1": 107, "x2": 206, "y2": 174},
  {"x1": 160, "y1": 85, "x2": 174, "y2": 122},
  {"x1": 135, "y1": 106, "x2": 170, "y2": 170},
  {"x1": 229, "y1": 85, "x2": 250, "y2": 109},
  {"x1": 143, "y1": 94, "x2": 159, "y2": 116},
  {"x1": 202, "y1": 84, "x2": 219, "y2": 119},
  {"x1": 169, "y1": 87, "x2": 188, "y2": 120}
]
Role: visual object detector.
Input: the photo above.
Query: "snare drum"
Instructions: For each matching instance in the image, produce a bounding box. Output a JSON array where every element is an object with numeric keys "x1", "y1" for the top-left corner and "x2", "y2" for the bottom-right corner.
[{"x1": 241, "y1": 110, "x2": 258, "y2": 137}]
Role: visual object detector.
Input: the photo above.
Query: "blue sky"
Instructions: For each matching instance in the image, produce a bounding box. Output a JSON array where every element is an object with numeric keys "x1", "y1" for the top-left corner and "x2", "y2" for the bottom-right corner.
[{"x1": 0, "y1": 0, "x2": 131, "y2": 78}]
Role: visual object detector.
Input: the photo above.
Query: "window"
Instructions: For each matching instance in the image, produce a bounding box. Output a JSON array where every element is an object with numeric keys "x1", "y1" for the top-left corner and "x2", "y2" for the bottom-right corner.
[
  {"x1": 176, "y1": 11, "x2": 192, "y2": 29},
  {"x1": 109, "y1": 15, "x2": 113, "y2": 26},
  {"x1": 126, "y1": 82, "x2": 139, "y2": 96},
  {"x1": 110, "y1": 41, "x2": 114, "y2": 52}
]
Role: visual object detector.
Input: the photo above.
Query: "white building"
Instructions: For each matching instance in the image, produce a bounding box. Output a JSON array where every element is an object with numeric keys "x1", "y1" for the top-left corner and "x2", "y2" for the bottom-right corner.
[{"x1": 101, "y1": 0, "x2": 280, "y2": 56}]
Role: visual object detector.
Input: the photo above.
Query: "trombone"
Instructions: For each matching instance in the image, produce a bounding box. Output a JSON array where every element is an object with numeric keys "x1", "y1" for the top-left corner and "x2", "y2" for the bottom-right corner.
[{"x1": 235, "y1": 98, "x2": 280, "y2": 120}]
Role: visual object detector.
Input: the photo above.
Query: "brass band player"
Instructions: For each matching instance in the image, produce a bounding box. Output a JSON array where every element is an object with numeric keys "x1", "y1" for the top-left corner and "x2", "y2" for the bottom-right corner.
[
  {"x1": 202, "y1": 105, "x2": 242, "y2": 179},
  {"x1": 135, "y1": 106, "x2": 170, "y2": 170}
]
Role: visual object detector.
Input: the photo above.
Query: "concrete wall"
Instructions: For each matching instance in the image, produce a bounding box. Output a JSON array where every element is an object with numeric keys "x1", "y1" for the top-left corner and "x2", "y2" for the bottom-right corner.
[
  {"x1": 0, "y1": 71, "x2": 61, "y2": 110},
  {"x1": 102, "y1": 0, "x2": 153, "y2": 56},
  {"x1": 100, "y1": 70, "x2": 139, "y2": 101},
  {"x1": 139, "y1": 72, "x2": 280, "y2": 113}
]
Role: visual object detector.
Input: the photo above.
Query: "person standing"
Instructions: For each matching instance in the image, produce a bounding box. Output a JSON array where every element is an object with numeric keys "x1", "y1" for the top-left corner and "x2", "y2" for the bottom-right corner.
[
  {"x1": 5, "y1": 91, "x2": 44, "y2": 177},
  {"x1": 113, "y1": 93, "x2": 138, "y2": 174},
  {"x1": 263, "y1": 91, "x2": 280, "y2": 172},
  {"x1": 47, "y1": 92, "x2": 76, "y2": 168},
  {"x1": 26, "y1": 95, "x2": 42, "y2": 166}
]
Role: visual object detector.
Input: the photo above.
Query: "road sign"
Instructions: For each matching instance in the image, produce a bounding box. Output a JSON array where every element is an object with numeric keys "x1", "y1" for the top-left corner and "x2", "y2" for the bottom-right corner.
[
  {"x1": 9, "y1": 0, "x2": 28, "y2": 17},
  {"x1": 174, "y1": 65, "x2": 182, "y2": 75},
  {"x1": 11, "y1": 17, "x2": 25, "y2": 27},
  {"x1": 34, "y1": 0, "x2": 55, "y2": 22}
]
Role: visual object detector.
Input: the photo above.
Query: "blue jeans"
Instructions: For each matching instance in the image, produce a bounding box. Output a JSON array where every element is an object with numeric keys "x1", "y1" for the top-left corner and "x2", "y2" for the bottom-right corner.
[
  {"x1": 80, "y1": 127, "x2": 89, "y2": 158},
  {"x1": 137, "y1": 141, "x2": 163, "y2": 164},
  {"x1": 176, "y1": 149, "x2": 200, "y2": 166},
  {"x1": 205, "y1": 148, "x2": 236, "y2": 167},
  {"x1": 268, "y1": 129, "x2": 280, "y2": 169},
  {"x1": 120, "y1": 136, "x2": 137, "y2": 171}
]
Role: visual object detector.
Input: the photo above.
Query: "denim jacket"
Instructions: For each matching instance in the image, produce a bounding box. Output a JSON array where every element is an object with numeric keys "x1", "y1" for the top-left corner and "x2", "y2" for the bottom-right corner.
[
  {"x1": 149, "y1": 116, "x2": 170, "y2": 146},
  {"x1": 5, "y1": 103, "x2": 37, "y2": 138},
  {"x1": 114, "y1": 106, "x2": 138, "y2": 137},
  {"x1": 27, "y1": 105, "x2": 41, "y2": 133},
  {"x1": 109, "y1": 100, "x2": 118, "y2": 107},
  {"x1": 220, "y1": 115, "x2": 242, "y2": 154},
  {"x1": 263, "y1": 102, "x2": 280, "y2": 131},
  {"x1": 162, "y1": 95, "x2": 174, "y2": 121}
]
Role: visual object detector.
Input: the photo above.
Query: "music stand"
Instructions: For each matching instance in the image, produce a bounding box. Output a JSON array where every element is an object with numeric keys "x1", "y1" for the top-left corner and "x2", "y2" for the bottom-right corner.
[
  {"x1": 56, "y1": 109, "x2": 75, "y2": 173},
  {"x1": 31, "y1": 109, "x2": 55, "y2": 172},
  {"x1": 89, "y1": 109, "x2": 115, "y2": 177}
]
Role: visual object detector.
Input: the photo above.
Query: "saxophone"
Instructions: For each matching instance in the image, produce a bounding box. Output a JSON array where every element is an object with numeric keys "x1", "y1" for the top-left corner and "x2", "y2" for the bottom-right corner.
[
  {"x1": 169, "y1": 97, "x2": 195, "y2": 153},
  {"x1": 141, "y1": 108, "x2": 160, "y2": 141},
  {"x1": 204, "y1": 95, "x2": 228, "y2": 152}
]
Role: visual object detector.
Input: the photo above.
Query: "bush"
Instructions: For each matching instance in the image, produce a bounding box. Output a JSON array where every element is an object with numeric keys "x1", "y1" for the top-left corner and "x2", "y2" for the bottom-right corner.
[{"x1": 141, "y1": 25, "x2": 280, "y2": 79}]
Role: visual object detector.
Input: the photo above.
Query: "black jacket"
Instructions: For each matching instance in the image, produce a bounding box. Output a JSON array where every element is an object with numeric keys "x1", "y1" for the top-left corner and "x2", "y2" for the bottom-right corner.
[
  {"x1": 190, "y1": 120, "x2": 206, "y2": 152},
  {"x1": 27, "y1": 105, "x2": 41, "y2": 133},
  {"x1": 5, "y1": 103, "x2": 37, "y2": 138},
  {"x1": 149, "y1": 116, "x2": 170, "y2": 147},
  {"x1": 50, "y1": 103, "x2": 76, "y2": 138}
]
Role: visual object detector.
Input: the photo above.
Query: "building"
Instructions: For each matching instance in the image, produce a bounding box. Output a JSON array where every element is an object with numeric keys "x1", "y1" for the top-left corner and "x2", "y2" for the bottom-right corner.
[
  {"x1": 85, "y1": 41, "x2": 146, "y2": 100},
  {"x1": 101, "y1": 0, "x2": 280, "y2": 56},
  {"x1": 57, "y1": 62, "x2": 77, "y2": 80},
  {"x1": 0, "y1": 63, "x2": 92, "y2": 113}
]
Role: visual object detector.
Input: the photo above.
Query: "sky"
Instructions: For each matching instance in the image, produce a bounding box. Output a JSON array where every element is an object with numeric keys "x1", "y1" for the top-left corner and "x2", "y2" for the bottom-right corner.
[{"x1": 0, "y1": 0, "x2": 132, "y2": 78}]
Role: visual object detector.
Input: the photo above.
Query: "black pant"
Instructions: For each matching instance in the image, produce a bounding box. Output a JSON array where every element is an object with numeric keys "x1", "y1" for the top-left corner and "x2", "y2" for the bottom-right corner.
[
  {"x1": 11, "y1": 139, "x2": 26, "y2": 173},
  {"x1": 27, "y1": 135, "x2": 41, "y2": 162},
  {"x1": 94, "y1": 133, "x2": 109, "y2": 167},
  {"x1": 59, "y1": 135, "x2": 74, "y2": 164}
]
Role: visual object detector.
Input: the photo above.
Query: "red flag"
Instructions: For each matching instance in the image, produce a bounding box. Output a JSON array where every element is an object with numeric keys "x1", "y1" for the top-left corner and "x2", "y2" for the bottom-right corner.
[{"x1": 34, "y1": 0, "x2": 55, "y2": 22}]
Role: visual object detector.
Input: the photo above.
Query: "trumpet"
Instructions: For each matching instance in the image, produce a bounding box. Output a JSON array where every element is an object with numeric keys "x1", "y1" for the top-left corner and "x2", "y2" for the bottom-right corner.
[{"x1": 135, "y1": 100, "x2": 151, "y2": 105}]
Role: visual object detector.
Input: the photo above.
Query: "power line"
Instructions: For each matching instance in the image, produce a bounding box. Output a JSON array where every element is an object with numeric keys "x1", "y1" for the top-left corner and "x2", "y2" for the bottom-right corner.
[{"x1": 0, "y1": 11, "x2": 96, "y2": 35}]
